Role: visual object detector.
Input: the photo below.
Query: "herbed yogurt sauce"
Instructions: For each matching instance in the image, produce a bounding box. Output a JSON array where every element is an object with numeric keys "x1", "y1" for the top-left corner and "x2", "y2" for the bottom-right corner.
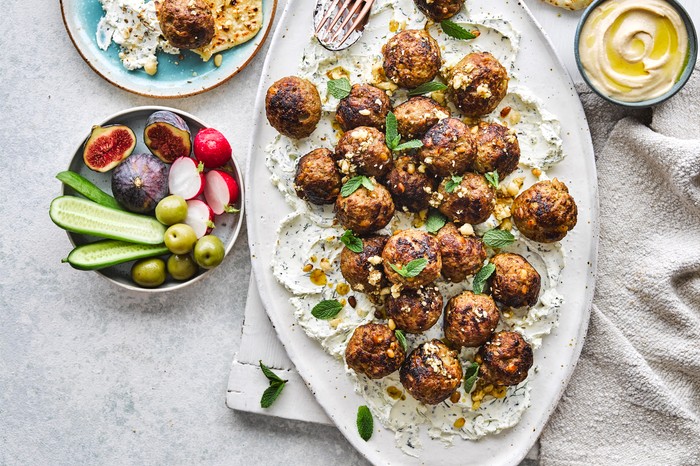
[{"x1": 268, "y1": 0, "x2": 567, "y2": 456}]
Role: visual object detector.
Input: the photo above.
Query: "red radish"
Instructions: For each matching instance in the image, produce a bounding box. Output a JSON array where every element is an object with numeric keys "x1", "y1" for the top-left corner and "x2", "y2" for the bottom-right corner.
[
  {"x1": 185, "y1": 199, "x2": 215, "y2": 238},
  {"x1": 204, "y1": 170, "x2": 240, "y2": 215},
  {"x1": 194, "y1": 128, "x2": 232, "y2": 169},
  {"x1": 169, "y1": 157, "x2": 205, "y2": 200}
]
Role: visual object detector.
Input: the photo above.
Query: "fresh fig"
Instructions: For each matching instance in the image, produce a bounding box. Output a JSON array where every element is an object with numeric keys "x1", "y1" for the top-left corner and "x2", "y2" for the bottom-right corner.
[
  {"x1": 111, "y1": 153, "x2": 169, "y2": 213},
  {"x1": 83, "y1": 124, "x2": 136, "y2": 172},
  {"x1": 144, "y1": 111, "x2": 192, "y2": 163}
]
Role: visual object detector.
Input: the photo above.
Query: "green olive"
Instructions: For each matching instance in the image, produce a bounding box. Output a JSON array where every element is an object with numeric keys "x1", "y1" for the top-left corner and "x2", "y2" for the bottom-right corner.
[
  {"x1": 131, "y1": 258, "x2": 166, "y2": 288},
  {"x1": 193, "y1": 235, "x2": 225, "y2": 269},
  {"x1": 167, "y1": 254, "x2": 198, "y2": 281},
  {"x1": 164, "y1": 223, "x2": 198, "y2": 255},
  {"x1": 156, "y1": 195, "x2": 188, "y2": 225}
]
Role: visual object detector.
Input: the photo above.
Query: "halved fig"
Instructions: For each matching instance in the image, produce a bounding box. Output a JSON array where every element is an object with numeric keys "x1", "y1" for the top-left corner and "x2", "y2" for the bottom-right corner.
[
  {"x1": 82, "y1": 125, "x2": 136, "y2": 173},
  {"x1": 144, "y1": 111, "x2": 192, "y2": 163}
]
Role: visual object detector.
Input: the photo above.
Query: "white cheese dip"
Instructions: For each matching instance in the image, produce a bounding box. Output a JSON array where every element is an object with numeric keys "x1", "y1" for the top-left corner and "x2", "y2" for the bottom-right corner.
[{"x1": 267, "y1": 0, "x2": 568, "y2": 455}]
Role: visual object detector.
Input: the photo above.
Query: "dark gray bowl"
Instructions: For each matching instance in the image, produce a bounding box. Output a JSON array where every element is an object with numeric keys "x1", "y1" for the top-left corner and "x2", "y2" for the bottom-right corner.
[{"x1": 575, "y1": 0, "x2": 697, "y2": 108}]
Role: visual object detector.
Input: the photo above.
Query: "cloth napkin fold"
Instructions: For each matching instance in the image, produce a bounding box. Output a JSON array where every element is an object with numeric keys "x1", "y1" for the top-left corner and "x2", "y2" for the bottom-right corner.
[{"x1": 540, "y1": 69, "x2": 700, "y2": 465}]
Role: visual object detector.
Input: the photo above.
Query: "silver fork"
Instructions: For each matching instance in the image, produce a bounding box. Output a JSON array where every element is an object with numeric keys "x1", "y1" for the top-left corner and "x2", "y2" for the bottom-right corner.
[{"x1": 314, "y1": 0, "x2": 375, "y2": 51}]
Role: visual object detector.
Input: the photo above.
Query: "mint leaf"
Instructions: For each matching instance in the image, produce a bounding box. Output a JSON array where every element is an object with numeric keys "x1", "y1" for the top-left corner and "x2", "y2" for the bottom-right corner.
[
  {"x1": 408, "y1": 81, "x2": 448, "y2": 97},
  {"x1": 395, "y1": 329, "x2": 408, "y2": 352},
  {"x1": 328, "y1": 77, "x2": 351, "y2": 99},
  {"x1": 472, "y1": 263, "x2": 495, "y2": 294},
  {"x1": 341, "y1": 176, "x2": 373, "y2": 197},
  {"x1": 485, "y1": 171, "x2": 499, "y2": 189},
  {"x1": 482, "y1": 229, "x2": 515, "y2": 249},
  {"x1": 260, "y1": 381, "x2": 286, "y2": 408},
  {"x1": 385, "y1": 112, "x2": 399, "y2": 150},
  {"x1": 394, "y1": 140, "x2": 423, "y2": 151},
  {"x1": 311, "y1": 300, "x2": 343, "y2": 320},
  {"x1": 340, "y1": 230, "x2": 363, "y2": 253},
  {"x1": 463, "y1": 362, "x2": 479, "y2": 393},
  {"x1": 425, "y1": 210, "x2": 447, "y2": 234},
  {"x1": 441, "y1": 20, "x2": 477, "y2": 40},
  {"x1": 259, "y1": 360, "x2": 285, "y2": 384},
  {"x1": 445, "y1": 175, "x2": 463, "y2": 193},
  {"x1": 390, "y1": 258, "x2": 428, "y2": 278},
  {"x1": 357, "y1": 405, "x2": 374, "y2": 441}
]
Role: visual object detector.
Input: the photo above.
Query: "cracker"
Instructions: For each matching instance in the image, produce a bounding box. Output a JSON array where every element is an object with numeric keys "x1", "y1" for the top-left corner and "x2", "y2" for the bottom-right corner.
[{"x1": 194, "y1": 0, "x2": 263, "y2": 61}]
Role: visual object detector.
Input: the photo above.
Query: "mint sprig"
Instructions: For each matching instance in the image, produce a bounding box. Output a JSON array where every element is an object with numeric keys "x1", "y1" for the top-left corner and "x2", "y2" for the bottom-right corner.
[
  {"x1": 328, "y1": 77, "x2": 351, "y2": 99},
  {"x1": 357, "y1": 405, "x2": 374, "y2": 441},
  {"x1": 340, "y1": 230, "x2": 363, "y2": 253},
  {"x1": 485, "y1": 171, "x2": 499, "y2": 189},
  {"x1": 408, "y1": 81, "x2": 448, "y2": 97},
  {"x1": 482, "y1": 229, "x2": 515, "y2": 249},
  {"x1": 425, "y1": 210, "x2": 447, "y2": 234},
  {"x1": 259, "y1": 361, "x2": 288, "y2": 408},
  {"x1": 341, "y1": 175, "x2": 374, "y2": 197},
  {"x1": 472, "y1": 263, "x2": 495, "y2": 294},
  {"x1": 445, "y1": 175, "x2": 463, "y2": 193},
  {"x1": 463, "y1": 361, "x2": 479, "y2": 393},
  {"x1": 390, "y1": 258, "x2": 428, "y2": 278},
  {"x1": 311, "y1": 300, "x2": 343, "y2": 320},
  {"x1": 385, "y1": 112, "x2": 423, "y2": 152},
  {"x1": 441, "y1": 20, "x2": 477, "y2": 40},
  {"x1": 395, "y1": 329, "x2": 408, "y2": 352}
]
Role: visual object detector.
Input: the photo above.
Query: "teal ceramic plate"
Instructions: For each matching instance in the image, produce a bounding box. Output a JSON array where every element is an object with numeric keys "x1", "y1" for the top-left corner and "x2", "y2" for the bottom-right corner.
[{"x1": 60, "y1": 0, "x2": 277, "y2": 98}]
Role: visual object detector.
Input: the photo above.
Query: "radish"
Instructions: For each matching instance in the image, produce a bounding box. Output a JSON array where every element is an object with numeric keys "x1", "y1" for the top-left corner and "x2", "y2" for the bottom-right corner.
[
  {"x1": 185, "y1": 199, "x2": 215, "y2": 238},
  {"x1": 194, "y1": 128, "x2": 232, "y2": 169},
  {"x1": 169, "y1": 157, "x2": 205, "y2": 200},
  {"x1": 204, "y1": 170, "x2": 240, "y2": 215}
]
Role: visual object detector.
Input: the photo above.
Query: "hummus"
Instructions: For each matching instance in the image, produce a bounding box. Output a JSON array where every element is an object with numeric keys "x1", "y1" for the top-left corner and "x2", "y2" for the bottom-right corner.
[{"x1": 578, "y1": 0, "x2": 688, "y2": 102}]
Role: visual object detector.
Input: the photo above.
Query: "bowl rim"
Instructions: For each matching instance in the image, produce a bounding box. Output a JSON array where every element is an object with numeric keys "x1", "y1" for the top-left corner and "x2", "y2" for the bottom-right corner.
[
  {"x1": 574, "y1": 0, "x2": 698, "y2": 108},
  {"x1": 61, "y1": 105, "x2": 245, "y2": 293}
]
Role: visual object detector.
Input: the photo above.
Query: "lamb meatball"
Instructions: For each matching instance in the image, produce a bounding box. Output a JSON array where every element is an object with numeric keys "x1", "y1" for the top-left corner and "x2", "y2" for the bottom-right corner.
[
  {"x1": 436, "y1": 223, "x2": 487, "y2": 282},
  {"x1": 335, "y1": 181, "x2": 395, "y2": 235},
  {"x1": 382, "y1": 229, "x2": 442, "y2": 288},
  {"x1": 512, "y1": 179, "x2": 578, "y2": 243},
  {"x1": 385, "y1": 286, "x2": 443, "y2": 333},
  {"x1": 345, "y1": 323, "x2": 405, "y2": 379},
  {"x1": 473, "y1": 121, "x2": 520, "y2": 178},
  {"x1": 419, "y1": 118, "x2": 476, "y2": 178},
  {"x1": 478, "y1": 331, "x2": 533, "y2": 386},
  {"x1": 447, "y1": 52, "x2": 509, "y2": 117},
  {"x1": 444, "y1": 291, "x2": 500, "y2": 348},
  {"x1": 335, "y1": 127, "x2": 393, "y2": 178},
  {"x1": 414, "y1": 0, "x2": 465, "y2": 21},
  {"x1": 394, "y1": 97, "x2": 451, "y2": 140},
  {"x1": 386, "y1": 156, "x2": 436, "y2": 213},
  {"x1": 489, "y1": 253, "x2": 541, "y2": 308},
  {"x1": 382, "y1": 30, "x2": 441, "y2": 89},
  {"x1": 400, "y1": 340, "x2": 462, "y2": 405},
  {"x1": 294, "y1": 149, "x2": 341, "y2": 205},
  {"x1": 157, "y1": 0, "x2": 215, "y2": 49},
  {"x1": 437, "y1": 173, "x2": 495, "y2": 225},
  {"x1": 340, "y1": 235, "x2": 389, "y2": 296},
  {"x1": 266, "y1": 77, "x2": 321, "y2": 139},
  {"x1": 336, "y1": 84, "x2": 391, "y2": 131}
]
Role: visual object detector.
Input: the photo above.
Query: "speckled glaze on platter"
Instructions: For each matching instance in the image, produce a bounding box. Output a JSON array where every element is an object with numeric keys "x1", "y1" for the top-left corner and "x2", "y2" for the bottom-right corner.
[
  {"x1": 62, "y1": 106, "x2": 245, "y2": 292},
  {"x1": 246, "y1": 1, "x2": 599, "y2": 464},
  {"x1": 60, "y1": 0, "x2": 277, "y2": 98}
]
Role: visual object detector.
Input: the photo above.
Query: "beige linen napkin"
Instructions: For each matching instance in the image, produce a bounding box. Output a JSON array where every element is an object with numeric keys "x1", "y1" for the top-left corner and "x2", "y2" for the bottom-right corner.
[{"x1": 540, "y1": 68, "x2": 700, "y2": 465}]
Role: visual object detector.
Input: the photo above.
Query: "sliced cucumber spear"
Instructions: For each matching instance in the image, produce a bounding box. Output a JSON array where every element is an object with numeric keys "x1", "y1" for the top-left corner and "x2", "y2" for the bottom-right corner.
[
  {"x1": 56, "y1": 171, "x2": 123, "y2": 210},
  {"x1": 50, "y1": 196, "x2": 165, "y2": 245},
  {"x1": 63, "y1": 240, "x2": 169, "y2": 270}
]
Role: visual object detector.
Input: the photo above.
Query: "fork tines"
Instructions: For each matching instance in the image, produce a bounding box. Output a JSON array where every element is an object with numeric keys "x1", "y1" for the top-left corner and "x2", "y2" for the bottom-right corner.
[{"x1": 315, "y1": 0, "x2": 374, "y2": 50}]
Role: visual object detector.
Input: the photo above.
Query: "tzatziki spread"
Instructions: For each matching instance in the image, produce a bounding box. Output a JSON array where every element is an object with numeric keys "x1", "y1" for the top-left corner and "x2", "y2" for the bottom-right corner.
[{"x1": 267, "y1": 0, "x2": 567, "y2": 456}]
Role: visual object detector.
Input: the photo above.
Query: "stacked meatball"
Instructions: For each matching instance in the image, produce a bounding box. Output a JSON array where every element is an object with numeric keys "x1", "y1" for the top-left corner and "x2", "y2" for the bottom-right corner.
[{"x1": 263, "y1": 15, "x2": 579, "y2": 408}]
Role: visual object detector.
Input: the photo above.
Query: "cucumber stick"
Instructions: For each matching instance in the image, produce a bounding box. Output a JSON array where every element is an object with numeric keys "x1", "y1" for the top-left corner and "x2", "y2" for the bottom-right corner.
[
  {"x1": 50, "y1": 196, "x2": 165, "y2": 244},
  {"x1": 56, "y1": 171, "x2": 123, "y2": 210},
  {"x1": 64, "y1": 240, "x2": 169, "y2": 270}
]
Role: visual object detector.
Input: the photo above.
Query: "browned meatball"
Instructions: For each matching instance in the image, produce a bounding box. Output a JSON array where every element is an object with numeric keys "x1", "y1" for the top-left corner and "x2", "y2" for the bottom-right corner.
[
  {"x1": 157, "y1": 0, "x2": 215, "y2": 49},
  {"x1": 489, "y1": 253, "x2": 541, "y2": 308},
  {"x1": 436, "y1": 223, "x2": 487, "y2": 282},
  {"x1": 478, "y1": 331, "x2": 533, "y2": 386},
  {"x1": 419, "y1": 118, "x2": 476, "y2": 178},
  {"x1": 394, "y1": 97, "x2": 451, "y2": 140},
  {"x1": 444, "y1": 291, "x2": 499, "y2": 348},
  {"x1": 294, "y1": 148, "x2": 341, "y2": 205},
  {"x1": 472, "y1": 121, "x2": 520, "y2": 178},
  {"x1": 382, "y1": 229, "x2": 442, "y2": 288},
  {"x1": 345, "y1": 324, "x2": 405, "y2": 379},
  {"x1": 400, "y1": 340, "x2": 462, "y2": 405},
  {"x1": 447, "y1": 53, "x2": 509, "y2": 117},
  {"x1": 266, "y1": 77, "x2": 321, "y2": 139},
  {"x1": 414, "y1": 0, "x2": 465, "y2": 21},
  {"x1": 382, "y1": 30, "x2": 441, "y2": 89},
  {"x1": 386, "y1": 156, "x2": 436, "y2": 213},
  {"x1": 385, "y1": 286, "x2": 443, "y2": 333},
  {"x1": 340, "y1": 235, "x2": 389, "y2": 296},
  {"x1": 512, "y1": 179, "x2": 578, "y2": 243},
  {"x1": 336, "y1": 84, "x2": 392, "y2": 131},
  {"x1": 335, "y1": 127, "x2": 393, "y2": 178},
  {"x1": 335, "y1": 181, "x2": 395, "y2": 235},
  {"x1": 436, "y1": 173, "x2": 495, "y2": 225}
]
